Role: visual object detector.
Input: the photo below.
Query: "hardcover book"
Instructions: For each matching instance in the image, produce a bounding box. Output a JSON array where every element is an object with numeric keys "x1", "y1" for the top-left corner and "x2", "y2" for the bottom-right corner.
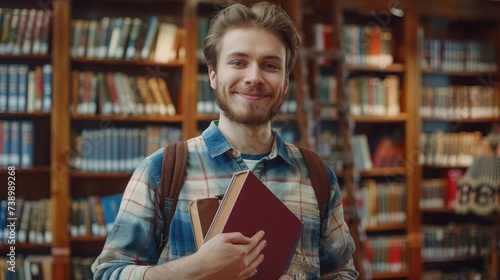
[
  {"x1": 203, "y1": 170, "x2": 303, "y2": 280},
  {"x1": 188, "y1": 197, "x2": 220, "y2": 249}
]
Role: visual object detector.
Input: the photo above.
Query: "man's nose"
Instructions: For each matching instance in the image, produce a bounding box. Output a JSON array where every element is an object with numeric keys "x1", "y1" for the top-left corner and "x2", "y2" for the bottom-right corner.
[{"x1": 243, "y1": 64, "x2": 264, "y2": 86}]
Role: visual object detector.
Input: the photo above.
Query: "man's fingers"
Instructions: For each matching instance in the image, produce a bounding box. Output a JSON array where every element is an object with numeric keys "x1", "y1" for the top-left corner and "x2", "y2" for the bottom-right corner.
[{"x1": 220, "y1": 232, "x2": 252, "y2": 244}]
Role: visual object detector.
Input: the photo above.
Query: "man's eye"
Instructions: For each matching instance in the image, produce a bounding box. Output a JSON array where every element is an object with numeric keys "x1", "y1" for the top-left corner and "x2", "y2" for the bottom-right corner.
[
  {"x1": 263, "y1": 64, "x2": 279, "y2": 69},
  {"x1": 230, "y1": 61, "x2": 245, "y2": 66}
]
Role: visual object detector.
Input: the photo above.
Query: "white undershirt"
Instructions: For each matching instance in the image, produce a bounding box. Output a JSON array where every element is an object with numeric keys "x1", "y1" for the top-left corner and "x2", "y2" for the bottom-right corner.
[{"x1": 243, "y1": 159, "x2": 260, "y2": 170}]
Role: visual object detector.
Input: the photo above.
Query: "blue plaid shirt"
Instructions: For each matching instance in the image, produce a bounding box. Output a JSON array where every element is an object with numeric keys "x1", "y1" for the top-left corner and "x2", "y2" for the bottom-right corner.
[{"x1": 92, "y1": 121, "x2": 358, "y2": 279}]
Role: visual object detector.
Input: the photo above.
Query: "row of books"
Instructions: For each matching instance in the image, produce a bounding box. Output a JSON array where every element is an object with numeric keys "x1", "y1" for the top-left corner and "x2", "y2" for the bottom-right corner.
[
  {"x1": 0, "y1": 64, "x2": 52, "y2": 113},
  {"x1": 196, "y1": 73, "x2": 298, "y2": 115},
  {"x1": 0, "y1": 8, "x2": 51, "y2": 56},
  {"x1": 70, "y1": 71, "x2": 176, "y2": 116},
  {"x1": 358, "y1": 180, "x2": 407, "y2": 228},
  {"x1": 314, "y1": 130, "x2": 344, "y2": 158},
  {"x1": 349, "y1": 75, "x2": 401, "y2": 117},
  {"x1": 0, "y1": 199, "x2": 52, "y2": 245},
  {"x1": 71, "y1": 17, "x2": 184, "y2": 62},
  {"x1": 71, "y1": 125, "x2": 181, "y2": 173},
  {"x1": 0, "y1": 255, "x2": 53, "y2": 280},
  {"x1": 420, "y1": 85, "x2": 499, "y2": 119},
  {"x1": 364, "y1": 236, "x2": 408, "y2": 273},
  {"x1": 351, "y1": 134, "x2": 405, "y2": 172},
  {"x1": 419, "y1": 131, "x2": 493, "y2": 167},
  {"x1": 196, "y1": 74, "x2": 219, "y2": 114},
  {"x1": 421, "y1": 39, "x2": 497, "y2": 72},
  {"x1": 343, "y1": 24, "x2": 394, "y2": 68},
  {"x1": 423, "y1": 270, "x2": 494, "y2": 280},
  {"x1": 312, "y1": 23, "x2": 335, "y2": 65},
  {"x1": 0, "y1": 120, "x2": 34, "y2": 169},
  {"x1": 316, "y1": 75, "x2": 339, "y2": 117},
  {"x1": 419, "y1": 169, "x2": 464, "y2": 210},
  {"x1": 72, "y1": 257, "x2": 95, "y2": 280},
  {"x1": 70, "y1": 194, "x2": 123, "y2": 238},
  {"x1": 421, "y1": 224, "x2": 495, "y2": 259}
]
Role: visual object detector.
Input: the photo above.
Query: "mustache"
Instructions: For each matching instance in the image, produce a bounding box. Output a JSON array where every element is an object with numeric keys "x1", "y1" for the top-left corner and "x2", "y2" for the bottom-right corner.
[{"x1": 231, "y1": 86, "x2": 272, "y2": 96}]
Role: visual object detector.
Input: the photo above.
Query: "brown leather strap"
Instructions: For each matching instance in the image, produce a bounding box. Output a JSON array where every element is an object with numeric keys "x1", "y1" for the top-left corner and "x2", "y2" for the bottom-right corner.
[
  {"x1": 298, "y1": 147, "x2": 331, "y2": 224},
  {"x1": 158, "y1": 140, "x2": 188, "y2": 250}
]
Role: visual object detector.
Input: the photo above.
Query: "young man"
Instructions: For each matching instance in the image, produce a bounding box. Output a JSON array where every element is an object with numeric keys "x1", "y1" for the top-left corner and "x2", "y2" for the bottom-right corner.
[{"x1": 92, "y1": 2, "x2": 358, "y2": 279}]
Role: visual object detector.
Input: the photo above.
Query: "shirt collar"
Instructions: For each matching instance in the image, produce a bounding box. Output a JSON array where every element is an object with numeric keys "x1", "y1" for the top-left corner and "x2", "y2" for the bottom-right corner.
[{"x1": 201, "y1": 121, "x2": 295, "y2": 167}]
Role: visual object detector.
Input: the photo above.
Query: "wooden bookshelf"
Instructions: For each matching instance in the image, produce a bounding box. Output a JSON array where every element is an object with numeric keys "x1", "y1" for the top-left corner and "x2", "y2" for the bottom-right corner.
[{"x1": 1, "y1": 0, "x2": 498, "y2": 279}]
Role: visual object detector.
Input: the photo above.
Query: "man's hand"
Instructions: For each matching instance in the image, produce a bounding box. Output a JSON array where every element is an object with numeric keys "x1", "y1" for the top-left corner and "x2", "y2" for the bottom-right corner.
[{"x1": 193, "y1": 230, "x2": 267, "y2": 280}]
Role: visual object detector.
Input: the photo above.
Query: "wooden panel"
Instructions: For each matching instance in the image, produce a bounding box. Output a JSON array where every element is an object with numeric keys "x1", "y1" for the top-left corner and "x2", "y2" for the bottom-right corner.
[{"x1": 51, "y1": 1, "x2": 72, "y2": 279}]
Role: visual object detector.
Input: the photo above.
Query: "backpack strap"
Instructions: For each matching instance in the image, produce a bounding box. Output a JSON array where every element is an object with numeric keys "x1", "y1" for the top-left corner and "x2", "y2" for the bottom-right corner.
[
  {"x1": 297, "y1": 146, "x2": 331, "y2": 226},
  {"x1": 157, "y1": 140, "x2": 188, "y2": 252}
]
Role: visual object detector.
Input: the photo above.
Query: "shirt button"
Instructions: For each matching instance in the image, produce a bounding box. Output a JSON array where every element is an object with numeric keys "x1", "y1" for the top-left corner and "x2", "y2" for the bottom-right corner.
[{"x1": 232, "y1": 150, "x2": 238, "y2": 157}]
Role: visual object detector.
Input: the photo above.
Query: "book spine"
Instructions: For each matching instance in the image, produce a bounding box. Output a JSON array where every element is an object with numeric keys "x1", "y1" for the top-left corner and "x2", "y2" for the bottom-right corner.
[
  {"x1": 9, "y1": 121, "x2": 20, "y2": 166},
  {"x1": 12, "y1": 9, "x2": 28, "y2": 55},
  {"x1": 114, "y1": 17, "x2": 131, "y2": 59},
  {"x1": 0, "y1": 64, "x2": 7, "y2": 112},
  {"x1": 31, "y1": 10, "x2": 44, "y2": 54},
  {"x1": 7, "y1": 64, "x2": 18, "y2": 113},
  {"x1": 0, "y1": 9, "x2": 12, "y2": 54},
  {"x1": 86, "y1": 20, "x2": 98, "y2": 59},
  {"x1": 1, "y1": 121, "x2": 10, "y2": 168},
  {"x1": 125, "y1": 18, "x2": 142, "y2": 60},
  {"x1": 38, "y1": 10, "x2": 50, "y2": 54},
  {"x1": 107, "y1": 17, "x2": 123, "y2": 59},
  {"x1": 20, "y1": 121, "x2": 34, "y2": 169},
  {"x1": 96, "y1": 17, "x2": 110, "y2": 60},
  {"x1": 140, "y1": 16, "x2": 159, "y2": 60},
  {"x1": 21, "y1": 9, "x2": 37, "y2": 55},
  {"x1": 33, "y1": 66, "x2": 43, "y2": 112},
  {"x1": 17, "y1": 64, "x2": 29, "y2": 113},
  {"x1": 42, "y1": 64, "x2": 52, "y2": 112}
]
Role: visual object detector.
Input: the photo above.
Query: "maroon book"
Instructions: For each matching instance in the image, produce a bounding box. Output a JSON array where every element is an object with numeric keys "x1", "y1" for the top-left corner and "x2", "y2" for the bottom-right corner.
[{"x1": 205, "y1": 170, "x2": 303, "y2": 280}]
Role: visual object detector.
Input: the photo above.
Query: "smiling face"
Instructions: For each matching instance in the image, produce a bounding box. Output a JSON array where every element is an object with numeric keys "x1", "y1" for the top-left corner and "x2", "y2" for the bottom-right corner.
[{"x1": 209, "y1": 28, "x2": 289, "y2": 126}]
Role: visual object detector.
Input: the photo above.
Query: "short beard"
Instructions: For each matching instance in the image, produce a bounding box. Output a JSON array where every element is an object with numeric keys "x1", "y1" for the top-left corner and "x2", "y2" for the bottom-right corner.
[{"x1": 214, "y1": 87, "x2": 284, "y2": 126}]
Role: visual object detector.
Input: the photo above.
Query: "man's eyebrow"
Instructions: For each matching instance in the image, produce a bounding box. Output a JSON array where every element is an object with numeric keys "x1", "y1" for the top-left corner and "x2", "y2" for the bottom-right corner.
[{"x1": 226, "y1": 52, "x2": 283, "y2": 62}]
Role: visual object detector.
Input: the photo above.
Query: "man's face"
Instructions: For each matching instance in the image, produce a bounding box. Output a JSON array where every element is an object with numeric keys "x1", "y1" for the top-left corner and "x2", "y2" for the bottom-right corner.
[{"x1": 209, "y1": 28, "x2": 289, "y2": 126}]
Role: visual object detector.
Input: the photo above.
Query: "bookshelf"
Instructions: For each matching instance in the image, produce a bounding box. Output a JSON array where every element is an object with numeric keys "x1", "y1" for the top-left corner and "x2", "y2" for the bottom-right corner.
[
  {"x1": 415, "y1": 7, "x2": 500, "y2": 280},
  {"x1": 0, "y1": 0, "x2": 498, "y2": 279},
  {"x1": 343, "y1": 5, "x2": 414, "y2": 280}
]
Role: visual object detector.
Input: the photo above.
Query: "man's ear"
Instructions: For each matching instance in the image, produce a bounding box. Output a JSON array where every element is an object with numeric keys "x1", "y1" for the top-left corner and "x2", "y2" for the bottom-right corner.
[
  {"x1": 284, "y1": 78, "x2": 289, "y2": 95},
  {"x1": 208, "y1": 66, "x2": 217, "y2": 89}
]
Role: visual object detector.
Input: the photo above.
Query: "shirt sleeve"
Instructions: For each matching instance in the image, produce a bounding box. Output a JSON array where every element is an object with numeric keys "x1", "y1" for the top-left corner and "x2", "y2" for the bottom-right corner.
[
  {"x1": 319, "y1": 167, "x2": 359, "y2": 280},
  {"x1": 91, "y1": 156, "x2": 164, "y2": 280}
]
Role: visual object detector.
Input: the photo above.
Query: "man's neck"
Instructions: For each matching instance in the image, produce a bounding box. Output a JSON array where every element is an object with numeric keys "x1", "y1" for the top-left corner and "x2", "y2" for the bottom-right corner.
[{"x1": 217, "y1": 117, "x2": 273, "y2": 155}]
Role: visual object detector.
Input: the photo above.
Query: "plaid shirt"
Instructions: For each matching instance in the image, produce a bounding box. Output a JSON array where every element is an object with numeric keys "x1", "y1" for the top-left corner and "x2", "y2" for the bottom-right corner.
[{"x1": 92, "y1": 121, "x2": 358, "y2": 280}]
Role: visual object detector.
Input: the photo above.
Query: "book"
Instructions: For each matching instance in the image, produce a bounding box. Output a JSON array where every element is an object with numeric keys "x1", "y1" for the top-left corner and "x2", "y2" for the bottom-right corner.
[
  {"x1": 86, "y1": 20, "x2": 98, "y2": 59},
  {"x1": 372, "y1": 136, "x2": 405, "y2": 168},
  {"x1": 157, "y1": 77, "x2": 176, "y2": 115},
  {"x1": 42, "y1": 64, "x2": 52, "y2": 112},
  {"x1": 124, "y1": 18, "x2": 142, "y2": 60},
  {"x1": 351, "y1": 134, "x2": 373, "y2": 171},
  {"x1": 153, "y1": 22, "x2": 177, "y2": 63},
  {"x1": 7, "y1": 64, "x2": 18, "y2": 112},
  {"x1": 0, "y1": 64, "x2": 7, "y2": 112},
  {"x1": 188, "y1": 197, "x2": 220, "y2": 249},
  {"x1": 114, "y1": 17, "x2": 131, "y2": 59},
  {"x1": 204, "y1": 170, "x2": 303, "y2": 280},
  {"x1": 21, "y1": 9, "x2": 37, "y2": 55},
  {"x1": 100, "y1": 193, "x2": 123, "y2": 232},
  {"x1": 17, "y1": 64, "x2": 29, "y2": 113},
  {"x1": 140, "y1": 16, "x2": 159, "y2": 60},
  {"x1": 20, "y1": 121, "x2": 34, "y2": 169}
]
